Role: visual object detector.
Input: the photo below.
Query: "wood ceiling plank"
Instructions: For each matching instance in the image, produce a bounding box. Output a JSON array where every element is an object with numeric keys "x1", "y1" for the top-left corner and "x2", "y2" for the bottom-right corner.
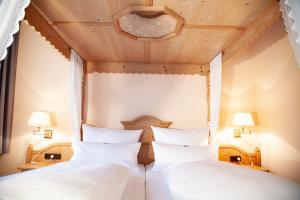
[
  {"x1": 32, "y1": 0, "x2": 144, "y2": 23},
  {"x1": 144, "y1": 42, "x2": 150, "y2": 63},
  {"x1": 144, "y1": 0, "x2": 154, "y2": 6},
  {"x1": 223, "y1": 1, "x2": 282, "y2": 63},
  {"x1": 55, "y1": 24, "x2": 144, "y2": 62},
  {"x1": 150, "y1": 28, "x2": 243, "y2": 64},
  {"x1": 87, "y1": 62, "x2": 209, "y2": 75},
  {"x1": 184, "y1": 24, "x2": 246, "y2": 31},
  {"x1": 30, "y1": 0, "x2": 279, "y2": 65},
  {"x1": 25, "y1": 4, "x2": 71, "y2": 59},
  {"x1": 154, "y1": 0, "x2": 275, "y2": 26},
  {"x1": 52, "y1": 22, "x2": 113, "y2": 26}
]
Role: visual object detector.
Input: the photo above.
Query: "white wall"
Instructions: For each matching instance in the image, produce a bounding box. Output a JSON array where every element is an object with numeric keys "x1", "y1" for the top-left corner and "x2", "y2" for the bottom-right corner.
[
  {"x1": 0, "y1": 21, "x2": 72, "y2": 176},
  {"x1": 85, "y1": 73, "x2": 208, "y2": 129},
  {"x1": 220, "y1": 19, "x2": 300, "y2": 182}
]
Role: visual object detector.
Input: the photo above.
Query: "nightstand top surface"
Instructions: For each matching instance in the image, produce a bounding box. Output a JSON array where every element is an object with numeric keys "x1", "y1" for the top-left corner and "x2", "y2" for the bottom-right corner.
[{"x1": 18, "y1": 162, "x2": 53, "y2": 170}]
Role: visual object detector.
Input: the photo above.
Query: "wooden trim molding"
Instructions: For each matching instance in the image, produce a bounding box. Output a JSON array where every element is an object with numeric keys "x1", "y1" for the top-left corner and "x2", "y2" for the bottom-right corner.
[
  {"x1": 25, "y1": 3, "x2": 71, "y2": 59},
  {"x1": 223, "y1": 1, "x2": 282, "y2": 64},
  {"x1": 86, "y1": 62, "x2": 209, "y2": 75}
]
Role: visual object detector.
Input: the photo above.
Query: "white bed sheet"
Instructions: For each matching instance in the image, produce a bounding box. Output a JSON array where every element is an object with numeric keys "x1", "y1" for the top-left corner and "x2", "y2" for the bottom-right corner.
[
  {"x1": 122, "y1": 164, "x2": 145, "y2": 200},
  {"x1": 145, "y1": 163, "x2": 172, "y2": 200},
  {"x1": 0, "y1": 161, "x2": 131, "y2": 200},
  {"x1": 162, "y1": 160, "x2": 300, "y2": 200}
]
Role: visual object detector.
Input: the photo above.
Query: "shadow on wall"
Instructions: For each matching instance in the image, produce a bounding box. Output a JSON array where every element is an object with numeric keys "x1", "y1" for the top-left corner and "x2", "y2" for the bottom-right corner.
[{"x1": 220, "y1": 20, "x2": 288, "y2": 125}]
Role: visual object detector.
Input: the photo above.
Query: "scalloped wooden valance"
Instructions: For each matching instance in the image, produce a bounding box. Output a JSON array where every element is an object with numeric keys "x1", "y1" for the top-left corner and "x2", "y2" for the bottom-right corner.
[{"x1": 86, "y1": 62, "x2": 209, "y2": 75}]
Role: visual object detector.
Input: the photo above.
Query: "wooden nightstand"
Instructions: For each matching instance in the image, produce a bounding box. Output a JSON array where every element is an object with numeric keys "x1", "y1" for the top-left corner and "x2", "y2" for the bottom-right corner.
[
  {"x1": 219, "y1": 145, "x2": 269, "y2": 173},
  {"x1": 219, "y1": 145, "x2": 261, "y2": 166},
  {"x1": 18, "y1": 143, "x2": 73, "y2": 172},
  {"x1": 18, "y1": 162, "x2": 53, "y2": 172}
]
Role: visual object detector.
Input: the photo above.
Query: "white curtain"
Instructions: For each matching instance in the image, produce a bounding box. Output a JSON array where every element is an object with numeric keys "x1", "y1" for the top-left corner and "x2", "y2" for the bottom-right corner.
[
  {"x1": 0, "y1": 0, "x2": 30, "y2": 61},
  {"x1": 209, "y1": 53, "x2": 222, "y2": 146},
  {"x1": 280, "y1": 0, "x2": 300, "y2": 68},
  {"x1": 70, "y1": 50, "x2": 84, "y2": 142}
]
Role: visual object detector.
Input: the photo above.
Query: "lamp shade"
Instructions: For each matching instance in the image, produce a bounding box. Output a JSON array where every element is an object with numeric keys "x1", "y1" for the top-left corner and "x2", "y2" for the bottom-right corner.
[
  {"x1": 27, "y1": 112, "x2": 51, "y2": 127},
  {"x1": 232, "y1": 112, "x2": 254, "y2": 127}
]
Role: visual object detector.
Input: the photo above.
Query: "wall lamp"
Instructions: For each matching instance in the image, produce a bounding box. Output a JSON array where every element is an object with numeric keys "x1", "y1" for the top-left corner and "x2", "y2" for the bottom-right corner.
[
  {"x1": 232, "y1": 112, "x2": 254, "y2": 137},
  {"x1": 27, "y1": 111, "x2": 53, "y2": 139}
]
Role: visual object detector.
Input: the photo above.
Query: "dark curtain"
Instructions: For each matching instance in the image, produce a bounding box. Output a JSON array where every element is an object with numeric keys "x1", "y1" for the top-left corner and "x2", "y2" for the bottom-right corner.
[{"x1": 0, "y1": 32, "x2": 20, "y2": 155}]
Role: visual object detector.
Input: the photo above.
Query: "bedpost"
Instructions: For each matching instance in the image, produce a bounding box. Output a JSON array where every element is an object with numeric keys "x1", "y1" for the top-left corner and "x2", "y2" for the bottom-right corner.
[
  {"x1": 206, "y1": 70, "x2": 211, "y2": 144},
  {"x1": 255, "y1": 147, "x2": 261, "y2": 166},
  {"x1": 26, "y1": 144, "x2": 33, "y2": 164},
  {"x1": 81, "y1": 61, "x2": 87, "y2": 141}
]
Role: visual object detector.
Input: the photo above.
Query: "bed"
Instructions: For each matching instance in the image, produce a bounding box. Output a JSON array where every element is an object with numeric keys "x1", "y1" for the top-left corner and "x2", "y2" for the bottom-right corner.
[
  {"x1": 121, "y1": 115, "x2": 300, "y2": 200},
  {"x1": 0, "y1": 123, "x2": 147, "y2": 200},
  {"x1": 161, "y1": 160, "x2": 300, "y2": 200},
  {"x1": 122, "y1": 164, "x2": 145, "y2": 200},
  {"x1": 146, "y1": 163, "x2": 172, "y2": 200},
  {"x1": 1, "y1": 115, "x2": 299, "y2": 200}
]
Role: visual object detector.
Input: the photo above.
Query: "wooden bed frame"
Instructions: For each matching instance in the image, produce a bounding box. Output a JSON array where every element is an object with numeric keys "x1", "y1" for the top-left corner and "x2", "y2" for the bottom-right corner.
[
  {"x1": 121, "y1": 115, "x2": 172, "y2": 165},
  {"x1": 26, "y1": 115, "x2": 261, "y2": 169},
  {"x1": 25, "y1": 115, "x2": 261, "y2": 167},
  {"x1": 25, "y1": 115, "x2": 171, "y2": 165}
]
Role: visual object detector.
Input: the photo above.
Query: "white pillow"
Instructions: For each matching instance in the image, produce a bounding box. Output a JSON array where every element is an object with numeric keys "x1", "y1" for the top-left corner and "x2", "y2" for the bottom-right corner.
[
  {"x1": 71, "y1": 141, "x2": 141, "y2": 167},
  {"x1": 82, "y1": 124, "x2": 142, "y2": 143},
  {"x1": 152, "y1": 142, "x2": 214, "y2": 170},
  {"x1": 151, "y1": 126, "x2": 209, "y2": 145}
]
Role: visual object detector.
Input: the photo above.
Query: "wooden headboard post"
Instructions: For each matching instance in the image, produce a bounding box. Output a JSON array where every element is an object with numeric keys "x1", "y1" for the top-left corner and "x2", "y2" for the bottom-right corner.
[{"x1": 121, "y1": 115, "x2": 172, "y2": 165}]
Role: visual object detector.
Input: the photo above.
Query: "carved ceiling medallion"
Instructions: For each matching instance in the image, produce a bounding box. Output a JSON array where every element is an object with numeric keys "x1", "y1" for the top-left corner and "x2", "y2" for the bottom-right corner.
[{"x1": 112, "y1": 5, "x2": 184, "y2": 41}]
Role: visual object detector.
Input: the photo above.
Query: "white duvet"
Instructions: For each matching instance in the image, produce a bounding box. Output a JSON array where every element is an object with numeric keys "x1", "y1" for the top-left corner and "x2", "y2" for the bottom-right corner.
[
  {"x1": 0, "y1": 161, "x2": 131, "y2": 200},
  {"x1": 162, "y1": 160, "x2": 300, "y2": 200}
]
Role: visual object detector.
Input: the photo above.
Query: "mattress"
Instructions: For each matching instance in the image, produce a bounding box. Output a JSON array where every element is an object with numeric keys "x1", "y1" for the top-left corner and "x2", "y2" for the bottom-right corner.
[
  {"x1": 145, "y1": 163, "x2": 172, "y2": 200},
  {"x1": 122, "y1": 164, "x2": 145, "y2": 200}
]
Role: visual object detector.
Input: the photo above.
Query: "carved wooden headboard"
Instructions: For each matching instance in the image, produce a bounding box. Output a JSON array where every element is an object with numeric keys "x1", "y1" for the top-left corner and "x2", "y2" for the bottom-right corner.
[{"x1": 121, "y1": 115, "x2": 172, "y2": 165}]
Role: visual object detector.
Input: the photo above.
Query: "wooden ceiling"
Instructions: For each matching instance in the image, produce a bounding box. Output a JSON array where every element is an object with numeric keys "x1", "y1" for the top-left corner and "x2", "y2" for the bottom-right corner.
[{"x1": 28, "y1": 0, "x2": 280, "y2": 67}]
